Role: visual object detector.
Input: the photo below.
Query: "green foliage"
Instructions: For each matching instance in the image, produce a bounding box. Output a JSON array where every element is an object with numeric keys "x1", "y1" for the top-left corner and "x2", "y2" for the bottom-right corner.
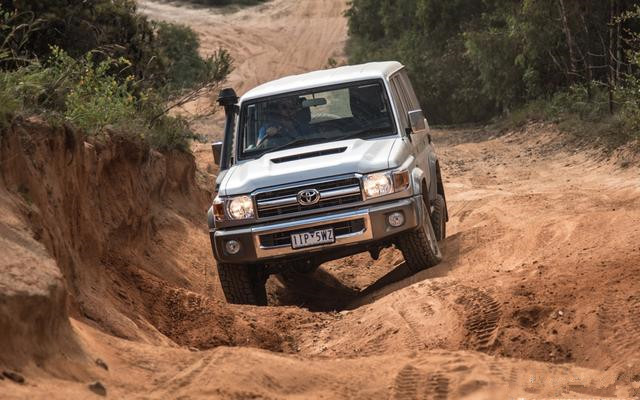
[
  {"x1": 499, "y1": 83, "x2": 634, "y2": 145},
  {"x1": 154, "y1": 22, "x2": 209, "y2": 91},
  {"x1": 616, "y1": 78, "x2": 640, "y2": 137},
  {"x1": 0, "y1": 72, "x2": 19, "y2": 125},
  {"x1": 618, "y1": 5, "x2": 640, "y2": 138},
  {"x1": 547, "y1": 83, "x2": 611, "y2": 122},
  {"x1": 346, "y1": 0, "x2": 640, "y2": 144},
  {"x1": 1, "y1": 0, "x2": 165, "y2": 83},
  {"x1": 58, "y1": 50, "x2": 137, "y2": 132},
  {"x1": 0, "y1": 2, "x2": 233, "y2": 150},
  {"x1": 1, "y1": 0, "x2": 232, "y2": 92},
  {"x1": 346, "y1": 0, "x2": 495, "y2": 124},
  {"x1": 0, "y1": 46, "x2": 199, "y2": 149}
]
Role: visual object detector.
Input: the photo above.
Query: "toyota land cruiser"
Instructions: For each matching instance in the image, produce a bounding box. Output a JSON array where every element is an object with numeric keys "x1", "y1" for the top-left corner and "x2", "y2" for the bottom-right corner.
[{"x1": 208, "y1": 61, "x2": 448, "y2": 305}]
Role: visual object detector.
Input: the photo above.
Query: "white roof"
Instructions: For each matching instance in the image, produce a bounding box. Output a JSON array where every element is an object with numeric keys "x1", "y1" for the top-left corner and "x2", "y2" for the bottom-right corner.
[{"x1": 241, "y1": 61, "x2": 404, "y2": 102}]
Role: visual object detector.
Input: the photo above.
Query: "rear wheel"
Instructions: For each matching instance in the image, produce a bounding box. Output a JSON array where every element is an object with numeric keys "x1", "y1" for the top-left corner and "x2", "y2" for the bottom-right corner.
[
  {"x1": 397, "y1": 196, "x2": 442, "y2": 273},
  {"x1": 431, "y1": 194, "x2": 447, "y2": 241},
  {"x1": 216, "y1": 263, "x2": 267, "y2": 305}
]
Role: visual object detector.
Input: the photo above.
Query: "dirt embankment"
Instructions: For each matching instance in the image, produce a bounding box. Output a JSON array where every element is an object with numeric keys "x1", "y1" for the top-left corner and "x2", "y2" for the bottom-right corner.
[{"x1": 0, "y1": 119, "x2": 315, "y2": 374}]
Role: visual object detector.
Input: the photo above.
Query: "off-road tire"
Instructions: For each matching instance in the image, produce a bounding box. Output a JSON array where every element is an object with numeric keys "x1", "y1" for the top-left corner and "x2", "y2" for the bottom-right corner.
[
  {"x1": 217, "y1": 262, "x2": 267, "y2": 306},
  {"x1": 431, "y1": 194, "x2": 447, "y2": 241},
  {"x1": 397, "y1": 197, "x2": 443, "y2": 273}
]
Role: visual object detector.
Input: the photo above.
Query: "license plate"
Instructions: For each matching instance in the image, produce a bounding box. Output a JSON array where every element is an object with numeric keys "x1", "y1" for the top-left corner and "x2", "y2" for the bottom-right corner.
[{"x1": 291, "y1": 228, "x2": 335, "y2": 249}]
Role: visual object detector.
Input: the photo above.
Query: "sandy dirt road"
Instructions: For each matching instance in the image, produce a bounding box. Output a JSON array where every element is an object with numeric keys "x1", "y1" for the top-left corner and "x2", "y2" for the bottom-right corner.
[
  {"x1": 5, "y1": 120, "x2": 640, "y2": 399},
  {"x1": 2, "y1": 1, "x2": 640, "y2": 399}
]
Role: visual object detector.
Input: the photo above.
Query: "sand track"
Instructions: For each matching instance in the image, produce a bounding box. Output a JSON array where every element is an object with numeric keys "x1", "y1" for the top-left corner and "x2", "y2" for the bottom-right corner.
[{"x1": 2, "y1": 1, "x2": 640, "y2": 398}]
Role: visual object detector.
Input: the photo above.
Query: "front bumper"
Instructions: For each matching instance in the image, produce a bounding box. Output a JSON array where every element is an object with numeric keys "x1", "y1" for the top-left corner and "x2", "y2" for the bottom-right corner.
[{"x1": 210, "y1": 195, "x2": 424, "y2": 264}]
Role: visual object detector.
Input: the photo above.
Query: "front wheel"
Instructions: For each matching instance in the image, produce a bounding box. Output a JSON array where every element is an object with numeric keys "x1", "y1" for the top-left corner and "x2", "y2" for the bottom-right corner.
[
  {"x1": 396, "y1": 197, "x2": 443, "y2": 273},
  {"x1": 216, "y1": 263, "x2": 267, "y2": 305}
]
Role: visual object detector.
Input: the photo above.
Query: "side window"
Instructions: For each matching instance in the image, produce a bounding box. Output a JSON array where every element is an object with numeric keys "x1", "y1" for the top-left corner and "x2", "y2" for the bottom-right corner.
[
  {"x1": 396, "y1": 74, "x2": 416, "y2": 112},
  {"x1": 390, "y1": 76, "x2": 409, "y2": 131},
  {"x1": 243, "y1": 104, "x2": 258, "y2": 149},
  {"x1": 399, "y1": 71, "x2": 421, "y2": 111}
]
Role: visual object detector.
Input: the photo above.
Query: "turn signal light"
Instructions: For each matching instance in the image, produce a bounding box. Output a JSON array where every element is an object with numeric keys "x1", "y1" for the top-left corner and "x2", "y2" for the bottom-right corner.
[
  {"x1": 213, "y1": 197, "x2": 225, "y2": 221},
  {"x1": 392, "y1": 170, "x2": 410, "y2": 191}
]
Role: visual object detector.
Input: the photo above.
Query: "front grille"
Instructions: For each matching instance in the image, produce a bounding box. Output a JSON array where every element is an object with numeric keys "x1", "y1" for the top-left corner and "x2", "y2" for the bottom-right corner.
[
  {"x1": 255, "y1": 177, "x2": 362, "y2": 218},
  {"x1": 259, "y1": 219, "x2": 366, "y2": 248}
]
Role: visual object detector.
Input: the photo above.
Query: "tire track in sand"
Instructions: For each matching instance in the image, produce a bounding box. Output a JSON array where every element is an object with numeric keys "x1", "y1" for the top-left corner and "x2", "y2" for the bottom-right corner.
[
  {"x1": 391, "y1": 365, "x2": 450, "y2": 400},
  {"x1": 455, "y1": 288, "x2": 501, "y2": 351},
  {"x1": 597, "y1": 290, "x2": 640, "y2": 369}
]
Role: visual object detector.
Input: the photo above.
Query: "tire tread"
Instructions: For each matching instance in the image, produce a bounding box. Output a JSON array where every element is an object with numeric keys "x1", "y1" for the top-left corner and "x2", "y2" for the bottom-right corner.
[
  {"x1": 397, "y1": 197, "x2": 442, "y2": 273},
  {"x1": 431, "y1": 194, "x2": 447, "y2": 241},
  {"x1": 217, "y1": 262, "x2": 267, "y2": 305}
]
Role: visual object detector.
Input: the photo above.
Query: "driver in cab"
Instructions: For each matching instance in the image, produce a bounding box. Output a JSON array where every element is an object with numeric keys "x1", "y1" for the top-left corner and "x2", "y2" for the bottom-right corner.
[{"x1": 257, "y1": 97, "x2": 302, "y2": 148}]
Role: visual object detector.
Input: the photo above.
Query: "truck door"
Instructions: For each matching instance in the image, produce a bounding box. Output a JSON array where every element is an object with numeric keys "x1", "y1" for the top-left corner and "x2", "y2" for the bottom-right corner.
[
  {"x1": 389, "y1": 73, "x2": 431, "y2": 194},
  {"x1": 399, "y1": 71, "x2": 435, "y2": 199}
]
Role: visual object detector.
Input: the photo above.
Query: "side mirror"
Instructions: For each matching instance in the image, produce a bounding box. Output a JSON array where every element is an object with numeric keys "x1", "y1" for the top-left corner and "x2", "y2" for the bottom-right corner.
[
  {"x1": 212, "y1": 141, "x2": 223, "y2": 166},
  {"x1": 408, "y1": 110, "x2": 426, "y2": 132}
]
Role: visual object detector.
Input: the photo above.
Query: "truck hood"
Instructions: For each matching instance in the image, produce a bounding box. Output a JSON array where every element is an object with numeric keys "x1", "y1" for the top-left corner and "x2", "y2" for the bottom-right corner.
[{"x1": 220, "y1": 136, "x2": 401, "y2": 195}]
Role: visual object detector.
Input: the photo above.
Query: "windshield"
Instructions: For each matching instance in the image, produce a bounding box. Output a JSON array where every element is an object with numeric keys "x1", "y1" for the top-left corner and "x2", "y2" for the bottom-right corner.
[{"x1": 237, "y1": 80, "x2": 396, "y2": 159}]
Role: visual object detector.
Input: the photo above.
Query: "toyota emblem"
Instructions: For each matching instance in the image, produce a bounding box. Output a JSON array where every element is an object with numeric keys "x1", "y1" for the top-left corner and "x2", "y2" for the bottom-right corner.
[{"x1": 297, "y1": 189, "x2": 320, "y2": 206}]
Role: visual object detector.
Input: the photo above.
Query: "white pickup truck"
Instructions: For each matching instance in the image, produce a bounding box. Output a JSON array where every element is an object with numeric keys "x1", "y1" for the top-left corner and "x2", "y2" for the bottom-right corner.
[{"x1": 208, "y1": 61, "x2": 448, "y2": 305}]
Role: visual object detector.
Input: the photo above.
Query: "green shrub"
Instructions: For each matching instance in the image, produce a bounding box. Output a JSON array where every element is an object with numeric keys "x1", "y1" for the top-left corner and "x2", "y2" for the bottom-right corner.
[
  {"x1": 546, "y1": 83, "x2": 610, "y2": 122},
  {"x1": 58, "y1": 50, "x2": 137, "y2": 132},
  {"x1": 0, "y1": 73, "x2": 20, "y2": 126},
  {"x1": 155, "y1": 22, "x2": 207, "y2": 91},
  {"x1": 0, "y1": 46, "x2": 200, "y2": 149},
  {"x1": 154, "y1": 22, "x2": 233, "y2": 93},
  {"x1": 1, "y1": 0, "x2": 164, "y2": 85},
  {"x1": 616, "y1": 77, "x2": 640, "y2": 139}
]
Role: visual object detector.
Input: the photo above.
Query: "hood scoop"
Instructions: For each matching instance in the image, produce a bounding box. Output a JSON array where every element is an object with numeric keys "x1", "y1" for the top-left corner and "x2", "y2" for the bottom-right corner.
[{"x1": 271, "y1": 147, "x2": 347, "y2": 164}]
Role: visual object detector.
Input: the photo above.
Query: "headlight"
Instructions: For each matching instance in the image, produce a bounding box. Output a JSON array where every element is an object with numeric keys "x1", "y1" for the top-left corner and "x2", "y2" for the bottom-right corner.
[
  {"x1": 226, "y1": 195, "x2": 255, "y2": 220},
  {"x1": 363, "y1": 172, "x2": 393, "y2": 198},
  {"x1": 363, "y1": 169, "x2": 411, "y2": 199}
]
